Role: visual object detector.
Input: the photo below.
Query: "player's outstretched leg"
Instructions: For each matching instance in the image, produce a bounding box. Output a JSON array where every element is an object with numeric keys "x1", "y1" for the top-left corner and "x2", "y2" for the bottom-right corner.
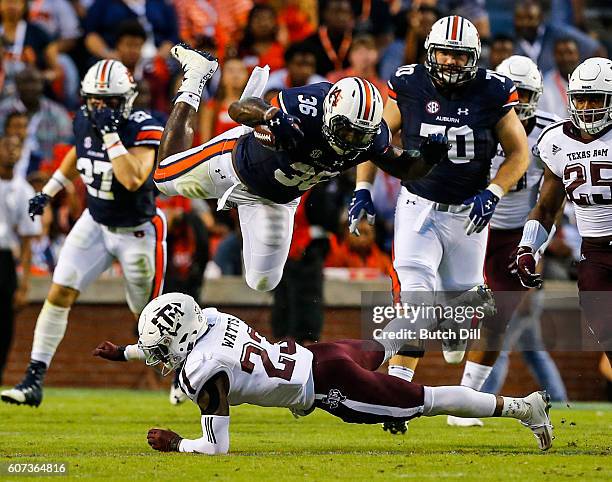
[{"x1": 1, "y1": 284, "x2": 78, "y2": 407}]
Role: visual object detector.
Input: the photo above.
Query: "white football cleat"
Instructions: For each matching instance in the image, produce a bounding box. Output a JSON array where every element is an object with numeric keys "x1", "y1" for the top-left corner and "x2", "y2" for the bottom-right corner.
[
  {"x1": 447, "y1": 415, "x2": 484, "y2": 427},
  {"x1": 169, "y1": 381, "x2": 187, "y2": 405},
  {"x1": 442, "y1": 348, "x2": 466, "y2": 364},
  {"x1": 171, "y1": 43, "x2": 218, "y2": 78},
  {"x1": 520, "y1": 391, "x2": 553, "y2": 451}
]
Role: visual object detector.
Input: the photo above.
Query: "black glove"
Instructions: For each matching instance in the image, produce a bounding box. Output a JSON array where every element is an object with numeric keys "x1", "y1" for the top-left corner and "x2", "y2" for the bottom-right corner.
[
  {"x1": 90, "y1": 107, "x2": 122, "y2": 136},
  {"x1": 420, "y1": 133, "x2": 449, "y2": 164},
  {"x1": 28, "y1": 192, "x2": 51, "y2": 221},
  {"x1": 265, "y1": 109, "x2": 304, "y2": 151}
]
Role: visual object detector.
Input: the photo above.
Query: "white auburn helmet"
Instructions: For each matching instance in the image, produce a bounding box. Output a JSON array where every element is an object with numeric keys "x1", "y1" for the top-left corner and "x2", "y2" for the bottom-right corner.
[
  {"x1": 424, "y1": 15, "x2": 481, "y2": 86},
  {"x1": 496, "y1": 55, "x2": 542, "y2": 120},
  {"x1": 138, "y1": 293, "x2": 206, "y2": 376},
  {"x1": 322, "y1": 77, "x2": 383, "y2": 157},
  {"x1": 81, "y1": 59, "x2": 137, "y2": 119},
  {"x1": 567, "y1": 57, "x2": 612, "y2": 135}
]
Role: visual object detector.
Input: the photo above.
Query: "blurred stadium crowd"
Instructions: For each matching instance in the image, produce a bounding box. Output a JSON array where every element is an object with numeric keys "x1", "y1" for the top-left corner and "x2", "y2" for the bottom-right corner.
[{"x1": 1, "y1": 0, "x2": 611, "y2": 345}]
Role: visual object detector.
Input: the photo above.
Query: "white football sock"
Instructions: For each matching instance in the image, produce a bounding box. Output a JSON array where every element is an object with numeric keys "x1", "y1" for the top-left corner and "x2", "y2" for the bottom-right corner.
[
  {"x1": 30, "y1": 300, "x2": 70, "y2": 367},
  {"x1": 460, "y1": 361, "x2": 493, "y2": 390},
  {"x1": 500, "y1": 396, "x2": 530, "y2": 420},
  {"x1": 388, "y1": 365, "x2": 415, "y2": 382},
  {"x1": 423, "y1": 386, "x2": 496, "y2": 417}
]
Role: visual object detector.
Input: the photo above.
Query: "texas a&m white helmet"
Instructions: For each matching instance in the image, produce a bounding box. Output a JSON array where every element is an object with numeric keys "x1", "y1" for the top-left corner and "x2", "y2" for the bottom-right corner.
[
  {"x1": 424, "y1": 15, "x2": 481, "y2": 86},
  {"x1": 496, "y1": 55, "x2": 543, "y2": 120},
  {"x1": 138, "y1": 293, "x2": 207, "y2": 376},
  {"x1": 81, "y1": 59, "x2": 137, "y2": 119},
  {"x1": 567, "y1": 57, "x2": 612, "y2": 135},
  {"x1": 322, "y1": 77, "x2": 383, "y2": 156}
]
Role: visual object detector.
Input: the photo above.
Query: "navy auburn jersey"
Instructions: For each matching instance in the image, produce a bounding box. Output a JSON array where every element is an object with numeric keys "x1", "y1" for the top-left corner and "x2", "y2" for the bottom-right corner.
[
  {"x1": 389, "y1": 64, "x2": 518, "y2": 204},
  {"x1": 73, "y1": 107, "x2": 164, "y2": 227},
  {"x1": 234, "y1": 82, "x2": 392, "y2": 204}
]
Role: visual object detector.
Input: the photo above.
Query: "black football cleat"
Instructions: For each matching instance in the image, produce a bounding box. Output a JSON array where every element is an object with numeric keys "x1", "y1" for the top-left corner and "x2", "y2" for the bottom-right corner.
[
  {"x1": 382, "y1": 419, "x2": 408, "y2": 435},
  {"x1": 1, "y1": 361, "x2": 47, "y2": 407}
]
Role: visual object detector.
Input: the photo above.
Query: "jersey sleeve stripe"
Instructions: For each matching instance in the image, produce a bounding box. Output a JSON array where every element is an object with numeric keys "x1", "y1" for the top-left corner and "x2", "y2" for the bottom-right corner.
[
  {"x1": 153, "y1": 138, "x2": 237, "y2": 181},
  {"x1": 133, "y1": 140, "x2": 161, "y2": 146},
  {"x1": 503, "y1": 89, "x2": 519, "y2": 107},
  {"x1": 137, "y1": 130, "x2": 163, "y2": 141},
  {"x1": 148, "y1": 212, "x2": 166, "y2": 302},
  {"x1": 278, "y1": 91, "x2": 288, "y2": 113},
  {"x1": 141, "y1": 125, "x2": 164, "y2": 131},
  {"x1": 388, "y1": 87, "x2": 397, "y2": 100}
]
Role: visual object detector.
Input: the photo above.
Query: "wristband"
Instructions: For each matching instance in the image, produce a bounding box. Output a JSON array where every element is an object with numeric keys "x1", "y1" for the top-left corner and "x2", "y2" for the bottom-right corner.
[
  {"x1": 175, "y1": 91, "x2": 202, "y2": 111},
  {"x1": 124, "y1": 343, "x2": 145, "y2": 361},
  {"x1": 42, "y1": 170, "x2": 70, "y2": 197},
  {"x1": 355, "y1": 181, "x2": 373, "y2": 192},
  {"x1": 169, "y1": 435, "x2": 183, "y2": 452},
  {"x1": 103, "y1": 133, "x2": 129, "y2": 160},
  {"x1": 486, "y1": 183, "x2": 505, "y2": 199},
  {"x1": 519, "y1": 219, "x2": 550, "y2": 252}
]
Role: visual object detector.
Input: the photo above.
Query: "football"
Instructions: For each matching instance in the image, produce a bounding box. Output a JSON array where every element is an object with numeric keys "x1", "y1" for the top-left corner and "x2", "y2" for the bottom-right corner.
[{"x1": 253, "y1": 124, "x2": 278, "y2": 150}]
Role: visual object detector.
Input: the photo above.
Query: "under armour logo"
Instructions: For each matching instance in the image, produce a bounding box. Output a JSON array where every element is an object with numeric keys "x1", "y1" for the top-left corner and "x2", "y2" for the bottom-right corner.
[
  {"x1": 457, "y1": 107, "x2": 469, "y2": 115},
  {"x1": 320, "y1": 389, "x2": 346, "y2": 409},
  {"x1": 406, "y1": 200, "x2": 416, "y2": 205},
  {"x1": 269, "y1": 118, "x2": 280, "y2": 126},
  {"x1": 214, "y1": 168, "x2": 226, "y2": 179},
  {"x1": 552, "y1": 144, "x2": 561, "y2": 155},
  {"x1": 485, "y1": 200, "x2": 493, "y2": 209}
]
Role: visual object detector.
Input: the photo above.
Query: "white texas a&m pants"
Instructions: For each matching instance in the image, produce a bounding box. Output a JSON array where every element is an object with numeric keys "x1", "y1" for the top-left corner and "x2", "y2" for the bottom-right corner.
[
  {"x1": 53, "y1": 208, "x2": 167, "y2": 314},
  {"x1": 392, "y1": 188, "x2": 488, "y2": 300},
  {"x1": 154, "y1": 125, "x2": 299, "y2": 292}
]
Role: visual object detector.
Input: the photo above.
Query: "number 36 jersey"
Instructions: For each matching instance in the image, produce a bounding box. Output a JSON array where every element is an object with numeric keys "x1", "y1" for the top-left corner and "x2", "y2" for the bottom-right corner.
[
  {"x1": 179, "y1": 308, "x2": 315, "y2": 411},
  {"x1": 389, "y1": 64, "x2": 518, "y2": 204},
  {"x1": 234, "y1": 82, "x2": 392, "y2": 204},
  {"x1": 73, "y1": 107, "x2": 164, "y2": 227},
  {"x1": 538, "y1": 121, "x2": 612, "y2": 237}
]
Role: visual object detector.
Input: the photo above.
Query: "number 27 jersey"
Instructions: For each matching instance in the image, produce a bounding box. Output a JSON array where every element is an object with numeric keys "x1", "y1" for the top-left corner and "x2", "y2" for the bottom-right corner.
[
  {"x1": 179, "y1": 309, "x2": 314, "y2": 411},
  {"x1": 389, "y1": 64, "x2": 518, "y2": 204}
]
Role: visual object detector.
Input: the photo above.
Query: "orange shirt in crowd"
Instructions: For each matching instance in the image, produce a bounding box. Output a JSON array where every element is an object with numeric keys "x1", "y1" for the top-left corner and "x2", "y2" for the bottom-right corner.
[
  {"x1": 206, "y1": 99, "x2": 240, "y2": 138},
  {"x1": 242, "y1": 42, "x2": 285, "y2": 72},
  {"x1": 325, "y1": 234, "x2": 393, "y2": 277},
  {"x1": 278, "y1": 4, "x2": 315, "y2": 43}
]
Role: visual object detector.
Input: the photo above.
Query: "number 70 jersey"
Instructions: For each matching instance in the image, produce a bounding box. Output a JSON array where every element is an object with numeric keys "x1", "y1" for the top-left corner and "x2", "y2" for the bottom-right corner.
[
  {"x1": 178, "y1": 308, "x2": 315, "y2": 411},
  {"x1": 389, "y1": 64, "x2": 518, "y2": 204}
]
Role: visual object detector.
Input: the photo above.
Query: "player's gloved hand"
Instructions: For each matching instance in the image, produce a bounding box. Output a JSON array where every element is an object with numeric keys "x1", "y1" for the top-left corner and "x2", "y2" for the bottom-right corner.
[
  {"x1": 28, "y1": 192, "x2": 51, "y2": 221},
  {"x1": 419, "y1": 133, "x2": 449, "y2": 164},
  {"x1": 515, "y1": 246, "x2": 542, "y2": 288},
  {"x1": 264, "y1": 108, "x2": 304, "y2": 151},
  {"x1": 348, "y1": 188, "x2": 375, "y2": 236},
  {"x1": 147, "y1": 428, "x2": 183, "y2": 452},
  {"x1": 92, "y1": 341, "x2": 127, "y2": 362},
  {"x1": 463, "y1": 188, "x2": 500, "y2": 235},
  {"x1": 90, "y1": 107, "x2": 122, "y2": 136}
]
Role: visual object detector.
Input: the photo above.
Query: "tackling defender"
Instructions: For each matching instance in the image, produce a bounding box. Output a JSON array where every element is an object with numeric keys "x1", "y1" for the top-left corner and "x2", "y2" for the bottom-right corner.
[
  {"x1": 348, "y1": 16, "x2": 530, "y2": 432},
  {"x1": 1, "y1": 60, "x2": 167, "y2": 407},
  {"x1": 153, "y1": 44, "x2": 440, "y2": 293},
  {"x1": 94, "y1": 292, "x2": 553, "y2": 454},
  {"x1": 515, "y1": 57, "x2": 612, "y2": 361}
]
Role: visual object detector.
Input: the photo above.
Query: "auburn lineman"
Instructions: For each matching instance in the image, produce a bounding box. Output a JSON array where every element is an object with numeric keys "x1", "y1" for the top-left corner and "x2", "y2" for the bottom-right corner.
[
  {"x1": 153, "y1": 44, "x2": 438, "y2": 293},
  {"x1": 1, "y1": 60, "x2": 167, "y2": 407},
  {"x1": 516, "y1": 57, "x2": 612, "y2": 363},
  {"x1": 447, "y1": 55, "x2": 561, "y2": 426},
  {"x1": 94, "y1": 292, "x2": 553, "y2": 453},
  {"x1": 348, "y1": 16, "x2": 530, "y2": 433}
]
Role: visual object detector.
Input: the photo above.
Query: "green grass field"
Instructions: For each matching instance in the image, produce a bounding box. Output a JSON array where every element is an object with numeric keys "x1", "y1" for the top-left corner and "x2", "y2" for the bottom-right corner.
[{"x1": 1, "y1": 388, "x2": 610, "y2": 481}]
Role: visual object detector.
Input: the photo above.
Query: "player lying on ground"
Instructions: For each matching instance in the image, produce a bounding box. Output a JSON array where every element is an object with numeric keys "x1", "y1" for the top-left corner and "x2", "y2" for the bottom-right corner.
[{"x1": 94, "y1": 293, "x2": 553, "y2": 454}]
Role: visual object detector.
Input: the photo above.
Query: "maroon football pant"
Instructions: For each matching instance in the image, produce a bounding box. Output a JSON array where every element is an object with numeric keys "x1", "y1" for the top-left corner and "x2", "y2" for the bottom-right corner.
[
  {"x1": 307, "y1": 340, "x2": 425, "y2": 424},
  {"x1": 578, "y1": 237, "x2": 612, "y2": 348},
  {"x1": 483, "y1": 228, "x2": 528, "y2": 337}
]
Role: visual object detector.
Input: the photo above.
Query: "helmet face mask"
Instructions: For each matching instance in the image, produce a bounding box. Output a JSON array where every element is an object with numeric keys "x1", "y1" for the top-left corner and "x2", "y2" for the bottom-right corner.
[
  {"x1": 137, "y1": 293, "x2": 206, "y2": 377},
  {"x1": 424, "y1": 16, "x2": 481, "y2": 87},
  {"x1": 322, "y1": 77, "x2": 383, "y2": 158},
  {"x1": 567, "y1": 57, "x2": 612, "y2": 135},
  {"x1": 514, "y1": 86, "x2": 541, "y2": 120},
  {"x1": 80, "y1": 60, "x2": 138, "y2": 120}
]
